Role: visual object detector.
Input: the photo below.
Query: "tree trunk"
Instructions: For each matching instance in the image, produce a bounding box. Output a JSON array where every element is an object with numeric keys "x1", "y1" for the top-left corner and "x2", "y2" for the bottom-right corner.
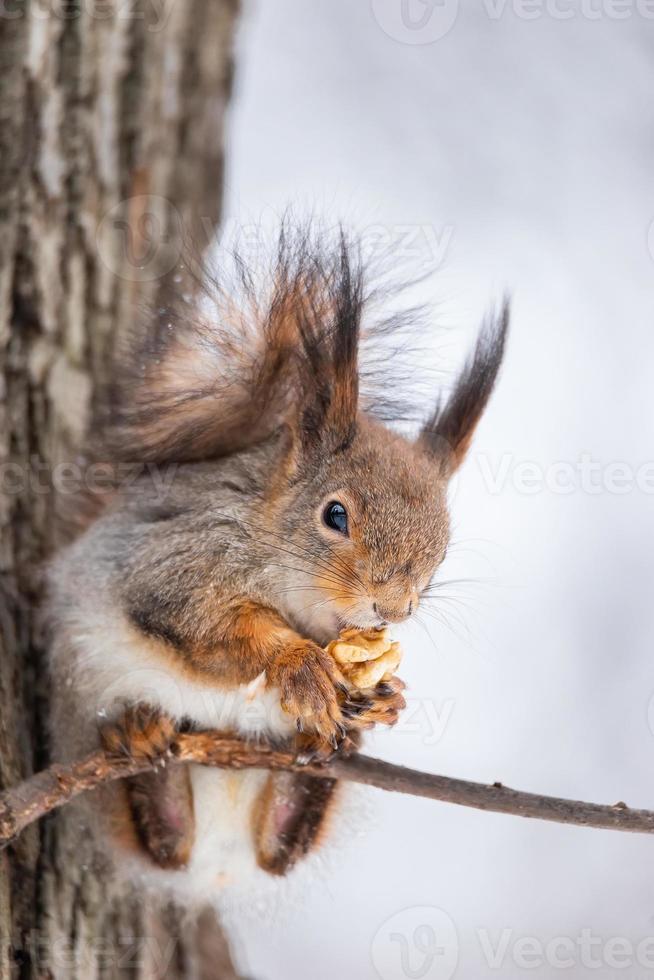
[{"x1": 0, "y1": 2, "x2": 241, "y2": 977}]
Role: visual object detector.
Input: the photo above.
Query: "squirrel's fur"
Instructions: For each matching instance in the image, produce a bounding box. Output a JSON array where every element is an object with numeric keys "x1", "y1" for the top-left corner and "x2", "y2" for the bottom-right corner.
[{"x1": 46, "y1": 223, "x2": 508, "y2": 906}]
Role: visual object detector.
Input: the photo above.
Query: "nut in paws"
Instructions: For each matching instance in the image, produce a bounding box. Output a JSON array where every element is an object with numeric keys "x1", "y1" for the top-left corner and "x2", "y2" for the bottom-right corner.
[{"x1": 325, "y1": 627, "x2": 403, "y2": 691}]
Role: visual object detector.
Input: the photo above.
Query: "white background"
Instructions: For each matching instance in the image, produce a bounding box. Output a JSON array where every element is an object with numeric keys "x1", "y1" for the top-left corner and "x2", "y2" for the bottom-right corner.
[{"x1": 221, "y1": 2, "x2": 654, "y2": 977}]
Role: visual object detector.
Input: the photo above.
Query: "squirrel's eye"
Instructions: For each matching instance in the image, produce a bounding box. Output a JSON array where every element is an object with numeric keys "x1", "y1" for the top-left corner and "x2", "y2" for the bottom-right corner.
[{"x1": 323, "y1": 501, "x2": 348, "y2": 535}]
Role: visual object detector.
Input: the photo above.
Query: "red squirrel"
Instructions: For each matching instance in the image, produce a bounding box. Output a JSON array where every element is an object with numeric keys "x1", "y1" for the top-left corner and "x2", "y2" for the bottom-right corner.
[{"x1": 46, "y1": 224, "x2": 508, "y2": 899}]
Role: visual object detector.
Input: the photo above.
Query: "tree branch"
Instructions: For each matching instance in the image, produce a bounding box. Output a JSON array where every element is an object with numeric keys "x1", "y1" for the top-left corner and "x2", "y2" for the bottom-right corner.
[{"x1": 1, "y1": 731, "x2": 652, "y2": 849}]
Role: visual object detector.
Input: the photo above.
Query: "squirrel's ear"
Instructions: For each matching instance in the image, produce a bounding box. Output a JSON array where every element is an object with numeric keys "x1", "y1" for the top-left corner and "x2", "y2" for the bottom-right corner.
[{"x1": 418, "y1": 300, "x2": 509, "y2": 474}]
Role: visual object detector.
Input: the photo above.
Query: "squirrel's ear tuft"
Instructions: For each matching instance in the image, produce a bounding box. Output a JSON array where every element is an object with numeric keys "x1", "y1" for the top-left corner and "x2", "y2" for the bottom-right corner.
[
  {"x1": 418, "y1": 300, "x2": 509, "y2": 474},
  {"x1": 288, "y1": 233, "x2": 363, "y2": 455}
]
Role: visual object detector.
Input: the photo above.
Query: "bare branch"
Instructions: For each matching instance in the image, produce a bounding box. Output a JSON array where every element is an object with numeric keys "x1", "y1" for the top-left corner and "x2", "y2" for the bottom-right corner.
[{"x1": 1, "y1": 731, "x2": 652, "y2": 849}]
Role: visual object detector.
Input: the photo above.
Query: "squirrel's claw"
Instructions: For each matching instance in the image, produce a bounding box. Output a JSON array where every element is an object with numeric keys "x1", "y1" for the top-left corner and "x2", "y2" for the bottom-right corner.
[
  {"x1": 294, "y1": 732, "x2": 339, "y2": 765},
  {"x1": 294, "y1": 722, "x2": 356, "y2": 765}
]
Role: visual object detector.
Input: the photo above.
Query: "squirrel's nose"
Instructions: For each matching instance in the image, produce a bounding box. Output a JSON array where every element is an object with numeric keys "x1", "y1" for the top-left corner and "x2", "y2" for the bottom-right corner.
[{"x1": 374, "y1": 598, "x2": 415, "y2": 624}]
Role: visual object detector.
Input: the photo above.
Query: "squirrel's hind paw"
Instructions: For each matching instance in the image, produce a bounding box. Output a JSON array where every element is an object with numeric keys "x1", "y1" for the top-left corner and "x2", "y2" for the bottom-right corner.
[
  {"x1": 294, "y1": 727, "x2": 362, "y2": 766},
  {"x1": 100, "y1": 703, "x2": 176, "y2": 762}
]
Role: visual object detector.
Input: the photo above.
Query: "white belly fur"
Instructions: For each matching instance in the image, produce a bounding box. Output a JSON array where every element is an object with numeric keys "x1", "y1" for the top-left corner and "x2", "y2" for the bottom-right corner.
[{"x1": 52, "y1": 607, "x2": 356, "y2": 908}]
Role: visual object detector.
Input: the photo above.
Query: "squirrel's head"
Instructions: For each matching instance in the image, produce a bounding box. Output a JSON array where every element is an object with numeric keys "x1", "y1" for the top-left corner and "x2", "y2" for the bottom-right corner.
[
  {"x1": 264, "y1": 418, "x2": 452, "y2": 636},
  {"x1": 256, "y1": 239, "x2": 509, "y2": 640}
]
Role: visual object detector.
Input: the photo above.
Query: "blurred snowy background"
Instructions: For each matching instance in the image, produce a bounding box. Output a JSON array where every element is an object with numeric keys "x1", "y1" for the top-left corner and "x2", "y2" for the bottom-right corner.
[{"x1": 220, "y1": 2, "x2": 654, "y2": 977}]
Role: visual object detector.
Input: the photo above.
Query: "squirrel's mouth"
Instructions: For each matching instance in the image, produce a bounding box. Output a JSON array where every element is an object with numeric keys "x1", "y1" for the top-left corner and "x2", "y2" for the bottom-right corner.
[
  {"x1": 289, "y1": 592, "x2": 384, "y2": 644},
  {"x1": 336, "y1": 609, "x2": 387, "y2": 632}
]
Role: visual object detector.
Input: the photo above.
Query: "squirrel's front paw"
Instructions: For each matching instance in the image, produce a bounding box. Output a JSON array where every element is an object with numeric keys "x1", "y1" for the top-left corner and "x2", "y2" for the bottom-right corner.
[
  {"x1": 100, "y1": 703, "x2": 176, "y2": 762},
  {"x1": 270, "y1": 642, "x2": 347, "y2": 746},
  {"x1": 344, "y1": 676, "x2": 407, "y2": 730}
]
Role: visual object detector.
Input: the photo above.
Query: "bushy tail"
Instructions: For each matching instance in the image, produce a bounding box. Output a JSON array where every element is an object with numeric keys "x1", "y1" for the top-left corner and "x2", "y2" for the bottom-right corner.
[{"x1": 101, "y1": 223, "x2": 367, "y2": 464}]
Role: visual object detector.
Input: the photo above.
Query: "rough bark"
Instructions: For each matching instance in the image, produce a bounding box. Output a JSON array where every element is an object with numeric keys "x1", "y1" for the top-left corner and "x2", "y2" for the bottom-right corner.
[{"x1": 0, "y1": 2, "x2": 240, "y2": 977}]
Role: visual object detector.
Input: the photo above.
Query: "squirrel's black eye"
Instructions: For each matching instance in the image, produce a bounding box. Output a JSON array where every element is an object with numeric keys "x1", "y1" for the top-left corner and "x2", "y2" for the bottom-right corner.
[{"x1": 323, "y1": 501, "x2": 348, "y2": 535}]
